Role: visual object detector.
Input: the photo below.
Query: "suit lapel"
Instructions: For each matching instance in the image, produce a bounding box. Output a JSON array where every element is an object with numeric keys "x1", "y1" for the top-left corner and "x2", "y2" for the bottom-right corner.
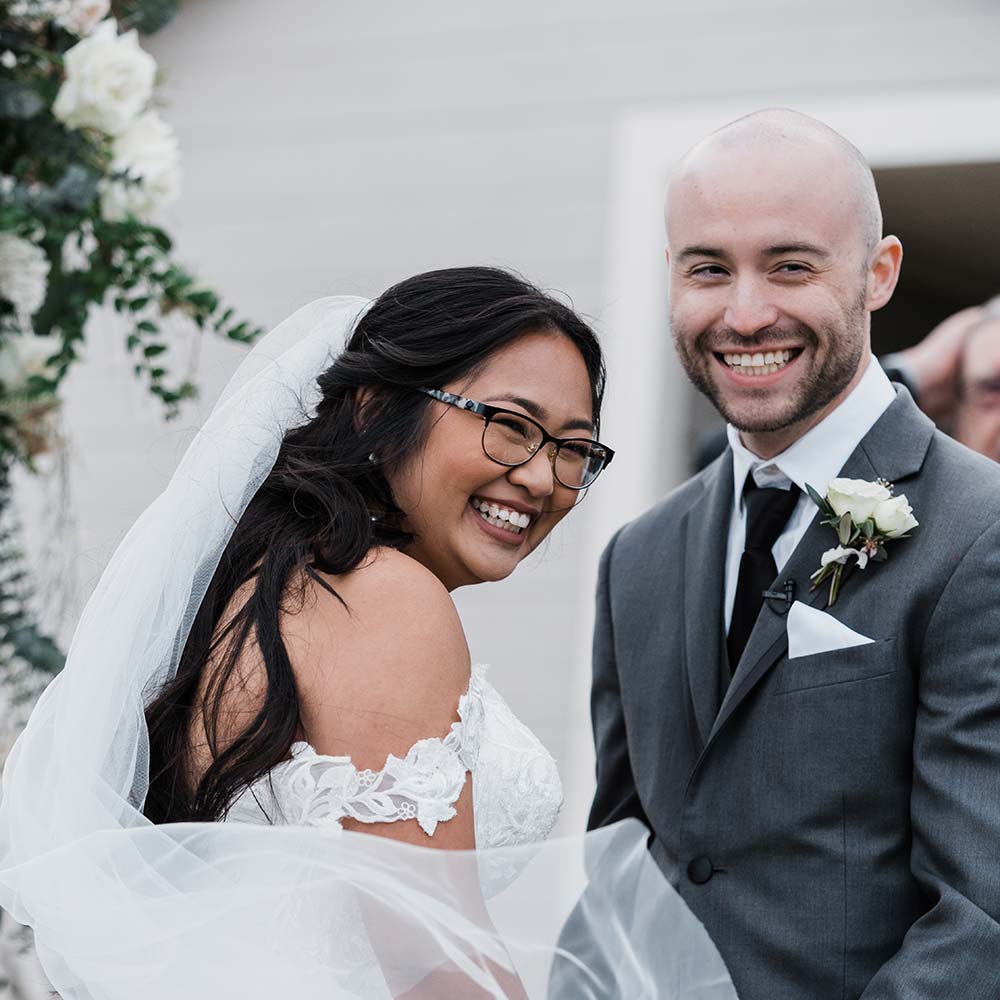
[
  {"x1": 681, "y1": 451, "x2": 734, "y2": 747},
  {"x1": 706, "y1": 388, "x2": 934, "y2": 746}
]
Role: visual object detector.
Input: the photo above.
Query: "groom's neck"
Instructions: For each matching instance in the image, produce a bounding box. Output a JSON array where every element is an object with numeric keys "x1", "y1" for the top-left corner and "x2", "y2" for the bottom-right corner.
[{"x1": 737, "y1": 353, "x2": 871, "y2": 461}]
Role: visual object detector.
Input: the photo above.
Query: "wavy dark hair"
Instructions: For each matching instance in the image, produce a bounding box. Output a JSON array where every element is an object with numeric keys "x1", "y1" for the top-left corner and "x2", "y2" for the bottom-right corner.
[{"x1": 142, "y1": 266, "x2": 606, "y2": 824}]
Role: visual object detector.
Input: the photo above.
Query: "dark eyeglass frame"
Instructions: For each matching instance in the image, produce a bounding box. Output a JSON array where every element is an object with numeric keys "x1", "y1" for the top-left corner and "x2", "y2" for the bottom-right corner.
[{"x1": 416, "y1": 387, "x2": 614, "y2": 490}]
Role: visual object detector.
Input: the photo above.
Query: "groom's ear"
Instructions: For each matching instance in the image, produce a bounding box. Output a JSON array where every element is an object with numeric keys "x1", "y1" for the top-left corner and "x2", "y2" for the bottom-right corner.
[{"x1": 865, "y1": 236, "x2": 903, "y2": 313}]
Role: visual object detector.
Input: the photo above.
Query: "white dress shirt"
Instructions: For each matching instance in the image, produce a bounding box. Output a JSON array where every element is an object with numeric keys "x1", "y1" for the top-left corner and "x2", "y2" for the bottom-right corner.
[{"x1": 723, "y1": 356, "x2": 897, "y2": 632}]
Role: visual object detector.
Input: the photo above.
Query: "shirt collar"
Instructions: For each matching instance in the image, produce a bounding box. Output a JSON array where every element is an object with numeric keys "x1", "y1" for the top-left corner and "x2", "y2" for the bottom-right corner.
[{"x1": 727, "y1": 355, "x2": 896, "y2": 511}]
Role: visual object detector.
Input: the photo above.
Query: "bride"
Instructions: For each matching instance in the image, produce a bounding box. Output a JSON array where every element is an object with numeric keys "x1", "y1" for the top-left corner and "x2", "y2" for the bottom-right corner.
[{"x1": 0, "y1": 268, "x2": 736, "y2": 998}]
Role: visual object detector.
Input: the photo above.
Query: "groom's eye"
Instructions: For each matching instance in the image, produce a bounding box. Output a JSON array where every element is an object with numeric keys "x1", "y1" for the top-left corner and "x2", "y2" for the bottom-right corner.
[{"x1": 691, "y1": 265, "x2": 729, "y2": 278}]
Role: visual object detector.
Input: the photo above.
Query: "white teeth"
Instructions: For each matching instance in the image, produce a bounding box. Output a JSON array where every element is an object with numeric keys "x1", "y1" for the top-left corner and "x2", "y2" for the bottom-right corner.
[
  {"x1": 470, "y1": 498, "x2": 531, "y2": 533},
  {"x1": 723, "y1": 350, "x2": 796, "y2": 374}
]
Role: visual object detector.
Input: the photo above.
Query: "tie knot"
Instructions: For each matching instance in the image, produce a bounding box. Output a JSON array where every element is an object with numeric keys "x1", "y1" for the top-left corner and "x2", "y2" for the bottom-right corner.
[{"x1": 743, "y1": 478, "x2": 800, "y2": 552}]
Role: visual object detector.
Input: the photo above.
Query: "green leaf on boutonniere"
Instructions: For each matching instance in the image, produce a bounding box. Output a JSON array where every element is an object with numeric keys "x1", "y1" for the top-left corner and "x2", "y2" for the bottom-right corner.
[
  {"x1": 805, "y1": 483, "x2": 830, "y2": 514},
  {"x1": 837, "y1": 512, "x2": 853, "y2": 545},
  {"x1": 862, "y1": 518, "x2": 875, "y2": 539},
  {"x1": 872, "y1": 547, "x2": 888, "y2": 562}
]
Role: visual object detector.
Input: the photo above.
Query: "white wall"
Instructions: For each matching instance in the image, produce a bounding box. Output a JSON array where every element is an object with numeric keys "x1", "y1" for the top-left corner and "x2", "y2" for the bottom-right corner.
[{"x1": 25, "y1": 0, "x2": 1000, "y2": 833}]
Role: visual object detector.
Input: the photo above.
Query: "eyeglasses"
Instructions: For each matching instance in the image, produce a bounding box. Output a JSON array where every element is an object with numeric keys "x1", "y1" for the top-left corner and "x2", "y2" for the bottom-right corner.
[{"x1": 416, "y1": 387, "x2": 614, "y2": 490}]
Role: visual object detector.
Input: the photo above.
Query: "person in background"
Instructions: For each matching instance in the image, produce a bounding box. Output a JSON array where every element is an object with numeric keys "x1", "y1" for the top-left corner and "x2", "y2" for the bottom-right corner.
[{"x1": 882, "y1": 297, "x2": 1000, "y2": 462}]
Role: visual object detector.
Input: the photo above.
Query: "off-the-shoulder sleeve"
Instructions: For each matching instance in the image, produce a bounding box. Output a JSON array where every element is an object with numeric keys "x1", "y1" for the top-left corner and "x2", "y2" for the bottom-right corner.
[{"x1": 264, "y1": 664, "x2": 487, "y2": 836}]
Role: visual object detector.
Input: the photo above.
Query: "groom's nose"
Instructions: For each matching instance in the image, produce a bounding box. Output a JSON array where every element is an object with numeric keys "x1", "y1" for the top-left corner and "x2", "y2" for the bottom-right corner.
[{"x1": 722, "y1": 277, "x2": 780, "y2": 337}]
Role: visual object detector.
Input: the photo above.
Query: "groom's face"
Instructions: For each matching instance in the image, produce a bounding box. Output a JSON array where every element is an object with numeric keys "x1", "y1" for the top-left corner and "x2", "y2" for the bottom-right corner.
[{"x1": 666, "y1": 145, "x2": 873, "y2": 436}]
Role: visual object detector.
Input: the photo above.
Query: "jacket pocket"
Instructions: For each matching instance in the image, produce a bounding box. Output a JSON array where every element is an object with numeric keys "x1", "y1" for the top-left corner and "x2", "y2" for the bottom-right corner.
[{"x1": 774, "y1": 637, "x2": 897, "y2": 694}]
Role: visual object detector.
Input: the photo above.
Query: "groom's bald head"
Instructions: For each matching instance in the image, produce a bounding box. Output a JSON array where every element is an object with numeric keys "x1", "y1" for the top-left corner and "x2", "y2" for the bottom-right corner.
[
  {"x1": 664, "y1": 108, "x2": 903, "y2": 457},
  {"x1": 667, "y1": 108, "x2": 883, "y2": 255}
]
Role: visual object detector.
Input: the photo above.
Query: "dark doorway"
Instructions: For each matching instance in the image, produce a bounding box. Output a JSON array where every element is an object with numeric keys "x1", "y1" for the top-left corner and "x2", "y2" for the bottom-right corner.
[{"x1": 873, "y1": 160, "x2": 1000, "y2": 354}]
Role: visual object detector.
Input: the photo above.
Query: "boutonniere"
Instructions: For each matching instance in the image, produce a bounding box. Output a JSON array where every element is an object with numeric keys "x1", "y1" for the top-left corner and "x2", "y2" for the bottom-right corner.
[{"x1": 805, "y1": 477, "x2": 919, "y2": 607}]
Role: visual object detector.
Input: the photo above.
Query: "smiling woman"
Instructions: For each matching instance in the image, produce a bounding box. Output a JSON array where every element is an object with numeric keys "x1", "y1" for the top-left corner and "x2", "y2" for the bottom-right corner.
[{"x1": 0, "y1": 268, "x2": 685, "y2": 998}]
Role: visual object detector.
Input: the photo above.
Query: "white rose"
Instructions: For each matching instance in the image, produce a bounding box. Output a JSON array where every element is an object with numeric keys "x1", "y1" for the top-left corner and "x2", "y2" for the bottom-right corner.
[
  {"x1": 873, "y1": 494, "x2": 918, "y2": 539},
  {"x1": 60, "y1": 221, "x2": 97, "y2": 273},
  {"x1": 99, "y1": 111, "x2": 181, "y2": 222},
  {"x1": 7, "y1": 0, "x2": 70, "y2": 29},
  {"x1": 0, "y1": 334, "x2": 58, "y2": 391},
  {"x1": 826, "y1": 477, "x2": 892, "y2": 526},
  {"x1": 52, "y1": 20, "x2": 156, "y2": 136},
  {"x1": 56, "y1": 0, "x2": 110, "y2": 36},
  {"x1": 0, "y1": 234, "x2": 50, "y2": 323}
]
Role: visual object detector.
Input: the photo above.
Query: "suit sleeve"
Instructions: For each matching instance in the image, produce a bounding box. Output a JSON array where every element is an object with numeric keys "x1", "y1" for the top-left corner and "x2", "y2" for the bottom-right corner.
[
  {"x1": 861, "y1": 518, "x2": 1000, "y2": 998},
  {"x1": 587, "y1": 527, "x2": 651, "y2": 833}
]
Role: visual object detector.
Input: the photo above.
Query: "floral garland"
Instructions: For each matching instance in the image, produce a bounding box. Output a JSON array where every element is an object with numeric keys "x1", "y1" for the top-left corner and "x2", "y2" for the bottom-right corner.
[{"x1": 0, "y1": 0, "x2": 262, "y2": 687}]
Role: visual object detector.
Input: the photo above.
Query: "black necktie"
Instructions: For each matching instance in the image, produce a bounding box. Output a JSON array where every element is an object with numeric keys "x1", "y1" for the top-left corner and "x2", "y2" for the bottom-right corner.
[{"x1": 727, "y1": 477, "x2": 801, "y2": 673}]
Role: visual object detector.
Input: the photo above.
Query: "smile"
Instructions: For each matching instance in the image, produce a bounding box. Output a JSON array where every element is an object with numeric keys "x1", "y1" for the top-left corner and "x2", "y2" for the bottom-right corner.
[
  {"x1": 715, "y1": 348, "x2": 802, "y2": 377},
  {"x1": 469, "y1": 496, "x2": 532, "y2": 535}
]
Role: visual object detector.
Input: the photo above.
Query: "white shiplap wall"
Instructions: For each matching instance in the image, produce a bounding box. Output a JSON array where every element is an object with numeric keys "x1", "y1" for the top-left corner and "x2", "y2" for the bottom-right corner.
[{"x1": 28, "y1": 0, "x2": 1000, "y2": 833}]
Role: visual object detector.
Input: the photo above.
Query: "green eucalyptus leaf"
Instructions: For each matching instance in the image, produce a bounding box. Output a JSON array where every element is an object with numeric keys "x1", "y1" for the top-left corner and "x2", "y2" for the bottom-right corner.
[
  {"x1": 112, "y1": 0, "x2": 180, "y2": 34},
  {"x1": 142, "y1": 343, "x2": 167, "y2": 358},
  {"x1": 0, "y1": 82, "x2": 46, "y2": 120},
  {"x1": 53, "y1": 165, "x2": 100, "y2": 210},
  {"x1": 805, "y1": 483, "x2": 827, "y2": 509},
  {"x1": 838, "y1": 512, "x2": 853, "y2": 545}
]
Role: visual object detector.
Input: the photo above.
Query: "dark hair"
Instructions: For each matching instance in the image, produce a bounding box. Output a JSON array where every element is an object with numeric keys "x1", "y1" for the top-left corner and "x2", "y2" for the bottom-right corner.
[{"x1": 142, "y1": 266, "x2": 606, "y2": 823}]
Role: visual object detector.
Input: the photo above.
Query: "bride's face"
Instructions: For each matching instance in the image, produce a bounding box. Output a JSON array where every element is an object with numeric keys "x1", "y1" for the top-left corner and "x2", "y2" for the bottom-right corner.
[{"x1": 388, "y1": 331, "x2": 596, "y2": 590}]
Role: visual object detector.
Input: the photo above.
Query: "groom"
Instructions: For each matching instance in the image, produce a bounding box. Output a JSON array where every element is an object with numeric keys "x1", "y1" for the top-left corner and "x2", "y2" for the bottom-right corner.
[{"x1": 589, "y1": 110, "x2": 1000, "y2": 999}]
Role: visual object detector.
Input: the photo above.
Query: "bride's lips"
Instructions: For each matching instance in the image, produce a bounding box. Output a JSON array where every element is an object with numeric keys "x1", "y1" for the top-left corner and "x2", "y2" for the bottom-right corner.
[
  {"x1": 467, "y1": 504, "x2": 528, "y2": 546},
  {"x1": 466, "y1": 495, "x2": 539, "y2": 548}
]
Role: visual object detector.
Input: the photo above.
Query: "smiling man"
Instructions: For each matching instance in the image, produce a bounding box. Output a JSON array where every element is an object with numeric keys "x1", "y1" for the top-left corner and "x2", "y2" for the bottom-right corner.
[{"x1": 588, "y1": 110, "x2": 1000, "y2": 999}]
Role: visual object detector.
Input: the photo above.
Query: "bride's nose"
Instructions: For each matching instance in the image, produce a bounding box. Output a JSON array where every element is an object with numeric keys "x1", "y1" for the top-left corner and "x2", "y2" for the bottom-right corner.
[{"x1": 507, "y1": 445, "x2": 556, "y2": 498}]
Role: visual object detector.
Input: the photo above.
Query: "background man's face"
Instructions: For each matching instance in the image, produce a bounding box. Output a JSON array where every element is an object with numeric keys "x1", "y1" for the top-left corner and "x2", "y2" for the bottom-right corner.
[
  {"x1": 955, "y1": 319, "x2": 1000, "y2": 461},
  {"x1": 666, "y1": 144, "x2": 873, "y2": 436}
]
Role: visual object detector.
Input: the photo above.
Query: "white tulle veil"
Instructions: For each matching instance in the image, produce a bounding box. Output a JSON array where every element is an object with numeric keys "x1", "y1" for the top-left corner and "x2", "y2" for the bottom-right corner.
[{"x1": 0, "y1": 297, "x2": 736, "y2": 998}]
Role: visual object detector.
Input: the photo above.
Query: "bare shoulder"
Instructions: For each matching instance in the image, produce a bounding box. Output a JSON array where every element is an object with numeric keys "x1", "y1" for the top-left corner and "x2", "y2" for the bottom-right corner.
[{"x1": 280, "y1": 548, "x2": 472, "y2": 769}]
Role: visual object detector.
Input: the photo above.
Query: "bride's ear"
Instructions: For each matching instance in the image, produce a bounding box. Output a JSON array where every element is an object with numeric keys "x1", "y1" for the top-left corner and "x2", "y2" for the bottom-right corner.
[{"x1": 352, "y1": 386, "x2": 377, "y2": 434}]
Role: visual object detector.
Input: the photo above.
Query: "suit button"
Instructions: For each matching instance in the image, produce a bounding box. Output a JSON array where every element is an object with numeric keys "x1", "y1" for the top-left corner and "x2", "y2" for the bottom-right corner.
[{"x1": 687, "y1": 856, "x2": 714, "y2": 885}]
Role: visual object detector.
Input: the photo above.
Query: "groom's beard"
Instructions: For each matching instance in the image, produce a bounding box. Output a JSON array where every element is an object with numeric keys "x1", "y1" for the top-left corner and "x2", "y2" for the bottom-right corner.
[{"x1": 671, "y1": 300, "x2": 866, "y2": 435}]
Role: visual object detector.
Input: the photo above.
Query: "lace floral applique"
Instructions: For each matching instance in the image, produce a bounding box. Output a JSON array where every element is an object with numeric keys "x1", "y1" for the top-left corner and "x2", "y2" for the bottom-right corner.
[{"x1": 254, "y1": 664, "x2": 488, "y2": 836}]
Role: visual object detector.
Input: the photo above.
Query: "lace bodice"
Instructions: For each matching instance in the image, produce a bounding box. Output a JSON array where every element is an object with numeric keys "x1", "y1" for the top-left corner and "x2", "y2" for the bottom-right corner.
[{"x1": 226, "y1": 664, "x2": 563, "y2": 851}]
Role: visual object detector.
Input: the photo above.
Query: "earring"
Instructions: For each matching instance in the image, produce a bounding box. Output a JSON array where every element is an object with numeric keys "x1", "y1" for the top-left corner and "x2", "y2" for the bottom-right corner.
[{"x1": 368, "y1": 452, "x2": 377, "y2": 465}]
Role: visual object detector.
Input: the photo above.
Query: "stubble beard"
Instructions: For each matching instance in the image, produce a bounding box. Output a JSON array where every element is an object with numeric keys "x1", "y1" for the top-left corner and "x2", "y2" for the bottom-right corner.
[{"x1": 672, "y1": 297, "x2": 867, "y2": 435}]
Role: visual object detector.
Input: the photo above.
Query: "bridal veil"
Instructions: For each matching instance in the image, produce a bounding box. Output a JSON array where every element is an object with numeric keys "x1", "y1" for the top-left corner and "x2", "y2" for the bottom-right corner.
[{"x1": 0, "y1": 297, "x2": 736, "y2": 998}]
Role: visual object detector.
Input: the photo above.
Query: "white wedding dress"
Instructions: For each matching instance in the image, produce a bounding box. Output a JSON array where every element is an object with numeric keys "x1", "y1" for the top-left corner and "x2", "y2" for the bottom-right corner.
[
  {"x1": 227, "y1": 663, "x2": 563, "y2": 853},
  {"x1": 0, "y1": 300, "x2": 738, "y2": 999},
  {"x1": 222, "y1": 662, "x2": 564, "y2": 998}
]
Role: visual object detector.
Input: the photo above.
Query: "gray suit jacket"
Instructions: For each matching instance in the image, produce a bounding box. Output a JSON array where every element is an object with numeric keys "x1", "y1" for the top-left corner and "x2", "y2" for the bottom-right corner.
[{"x1": 589, "y1": 388, "x2": 1000, "y2": 999}]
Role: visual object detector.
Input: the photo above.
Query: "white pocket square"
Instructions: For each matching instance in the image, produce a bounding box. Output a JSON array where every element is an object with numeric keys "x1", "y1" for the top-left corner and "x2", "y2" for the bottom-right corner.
[{"x1": 786, "y1": 600, "x2": 875, "y2": 659}]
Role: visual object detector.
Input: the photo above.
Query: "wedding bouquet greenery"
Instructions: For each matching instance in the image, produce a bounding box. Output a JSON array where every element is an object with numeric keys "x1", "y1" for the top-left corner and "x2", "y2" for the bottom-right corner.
[{"x1": 0, "y1": 0, "x2": 262, "y2": 694}]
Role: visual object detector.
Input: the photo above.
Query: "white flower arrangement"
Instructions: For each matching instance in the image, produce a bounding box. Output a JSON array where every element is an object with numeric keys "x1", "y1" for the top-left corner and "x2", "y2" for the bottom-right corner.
[
  {"x1": 0, "y1": 234, "x2": 50, "y2": 327},
  {"x1": 52, "y1": 19, "x2": 155, "y2": 135},
  {"x1": 99, "y1": 110, "x2": 181, "y2": 222},
  {"x1": 0, "y1": 1, "x2": 262, "y2": 688},
  {"x1": 807, "y1": 478, "x2": 919, "y2": 606}
]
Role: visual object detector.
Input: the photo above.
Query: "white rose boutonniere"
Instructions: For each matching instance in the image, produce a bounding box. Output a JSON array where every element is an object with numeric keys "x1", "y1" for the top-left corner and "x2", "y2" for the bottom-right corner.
[
  {"x1": 807, "y1": 477, "x2": 919, "y2": 606},
  {"x1": 52, "y1": 20, "x2": 156, "y2": 136}
]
